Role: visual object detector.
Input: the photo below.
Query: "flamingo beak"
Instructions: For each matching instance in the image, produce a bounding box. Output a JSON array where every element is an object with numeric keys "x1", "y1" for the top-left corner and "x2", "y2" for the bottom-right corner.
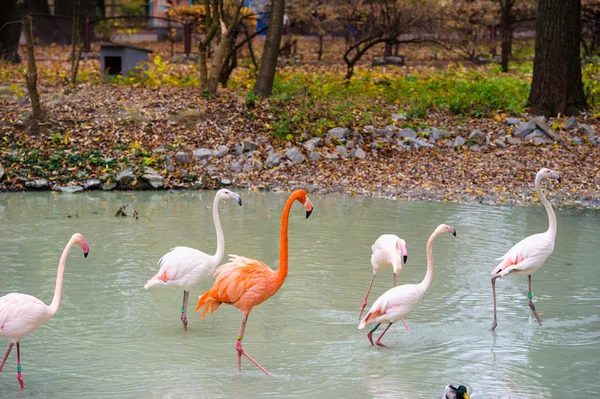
[
  {"x1": 403, "y1": 255, "x2": 408, "y2": 264},
  {"x1": 235, "y1": 194, "x2": 242, "y2": 206},
  {"x1": 82, "y1": 241, "x2": 90, "y2": 258},
  {"x1": 304, "y1": 198, "x2": 313, "y2": 219}
]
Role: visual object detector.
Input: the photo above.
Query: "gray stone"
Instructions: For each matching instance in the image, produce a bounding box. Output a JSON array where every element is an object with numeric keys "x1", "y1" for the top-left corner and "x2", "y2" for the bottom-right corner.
[
  {"x1": 346, "y1": 140, "x2": 355, "y2": 150},
  {"x1": 392, "y1": 113, "x2": 406, "y2": 121},
  {"x1": 349, "y1": 149, "x2": 356, "y2": 157},
  {"x1": 469, "y1": 129, "x2": 486, "y2": 140},
  {"x1": 141, "y1": 168, "x2": 164, "y2": 188},
  {"x1": 217, "y1": 145, "x2": 230, "y2": 157},
  {"x1": 532, "y1": 136, "x2": 552, "y2": 145},
  {"x1": 525, "y1": 129, "x2": 546, "y2": 139},
  {"x1": 591, "y1": 137, "x2": 600, "y2": 146},
  {"x1": 230, "y1": 162, "x2": 242, "y2": 173},
  {"x1": 193, "y1": 148, "x2": 217, "y2": 160},
  {"x1": 220, "y1": 178, "x2": 232, "y2": 185},
  {"x1": 376, "y1": 128, "x2": 394, "y2": 138},
  {"x1": 83, "y1": 179, "x2": 102, "y2": 190},
  {"x1": 242, "y1": 140, "x2": 258, "y2": 152},
  {"x1": 102, "y1": 181, "x2": 117, "y2": 191},
  {"x1": 504, "y1": 117, "x2": 521, "y2": 126},
  {"x1": 166, "y1": 164, "x2": 175, "y2": 173},
  {"x1": 309, "y1": 152, "x2": 322, "y2": 161},
  {"x1": 372, "y1": 55, "x2": 405, "y2": 66},
  {"x1": 256, "y1": 136, "x2": 269, "y2": 146},
  {"x1": 513, "y1": 120, "x2": 537, "y2": 138},
  {"x1": 285, "y1": 147, "x2": 306, "y2": 164},
  {"x1": 397, "y1": 128, "x2": 417, "y2": 139},
  {"x1": 496, "y1": 129, "x2": 507, "y2": 137},
  {"x1": 303, "y1": 138, "x2": 322, "y2": 152},
  {"x1": 325, "y1": 153, "x2": 339, "y2": 160},
  {"x1": 430, "y1": 128, "x2": 451, "y2": 141},
  {"x1": 409, "y1": 138, "x2": 434, "y2": 148},
  {"x1": 327, "y1": 127, "x2": 349, "y2": 140},
  {"x1": 363, "y1": 125, "x2": 376, "y2": 135},
  {"x1": 579, "y1": 124, "x2": 596, "y2": 137},
  {"x1": 116, "y1": 169, "x2": 136, "y2": 185},
  {"x1": 354, "y1": 148, "x2": 367, "y2": 159},
  {"x1": 493, "y1": 138, "x2": 507, "y2": 148},
  {"x1": 565, "y1": 117, "x2": 578, "y2": 130},
  {"x1": 506, "y1": 136, "x2": 523, "y2": 145},
  {"x1": 18, "y1": 95, "x2": 29, "y2": 105},
  {"x1": 243, "y1": 158, "x2": 262, "y2": 172},
  {"x1": 533, "y1": 117, "x2": 562, "y2": 142},
  {"x1": 76, "y1": 170, "x2": 87, "y2": 179},
  {"x1": 453, "y1": 136, "x2": 466, "y2": 147},
  {"x1": 336, "y1": 145, "x2": 348, "y2": 158},
  {"x1": 234, "y1": 143, "x2": 244, "y2": 155},
  {"x1": 55, "y1": 185, "x2": 84, "y2": 193},
  {"x1": 265, "y1": 153, "x2": 281, "y2": 167},
  {"x1": 571, "y1": 137, "x2": 582, "y2": 145},
  {"x1": 385, "y1": 125, "x2": 398, "y2": 132}
]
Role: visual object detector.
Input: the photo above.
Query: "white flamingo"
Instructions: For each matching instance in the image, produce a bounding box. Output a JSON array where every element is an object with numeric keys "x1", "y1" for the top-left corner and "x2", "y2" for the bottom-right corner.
[
  {"x1": 359, "y1": 235, "x2": 408, "y2": 327},
  {"x1": 489, "y1": 168, "x2": 560, "y2": 331},
  {"x1": 359, "y1": 224, "x2": 456, "y2": 347},
  {"x1": 144, "y1": 189, "x2": 242, "y2": 331},
  {"x1": 0, "y1": 233, "x2": 89, "y2": 389}
]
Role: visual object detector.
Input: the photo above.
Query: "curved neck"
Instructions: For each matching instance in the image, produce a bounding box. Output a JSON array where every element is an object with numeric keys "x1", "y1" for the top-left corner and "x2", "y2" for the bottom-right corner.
[
  {"x1": 277, "y1": 193, "x2": 300, "y2": 282},
  {"x1": 418, "y1": 230, "x2": 440, "y2": 293},
  {"x1": 212, "y1": 194, "x2": 225, "y2": 263},
  {"x1": 535, "y1": 178, "x2": 557, "y2": 238},
  {"x1": 48, "y1": 237, "x2": 75, "y2": 315}
]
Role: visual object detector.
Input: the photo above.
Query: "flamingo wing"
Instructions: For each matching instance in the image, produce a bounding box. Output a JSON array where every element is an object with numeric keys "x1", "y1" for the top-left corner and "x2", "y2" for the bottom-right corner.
[
  {"x1": 0, "y1": 294, "x2": 51, "y2": 339},
  {"x1": 358, "y1": 284, "x2": 422, "y2": 329},
  {"x1": 492, "y1": 233, "x2": 554, "y2": 275},
  {"x1": 144, "y1": 246, "x2": 214, "y2": 288}
]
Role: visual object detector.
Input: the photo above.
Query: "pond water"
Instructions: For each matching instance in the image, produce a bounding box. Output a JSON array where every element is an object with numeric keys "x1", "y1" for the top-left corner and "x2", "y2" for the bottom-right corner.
[{"x1": 0, "y1": 191, "x2": 599, "y2": 398}]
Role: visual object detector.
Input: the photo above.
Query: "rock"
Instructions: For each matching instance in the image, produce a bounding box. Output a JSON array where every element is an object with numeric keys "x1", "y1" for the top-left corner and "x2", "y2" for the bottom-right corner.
[
  {"x1": 354, "y1": 148, "x2": 367, "y2": 159},
  {"x1": 431, "y1": 128, "x2": 451, "y2": 141},
  {"x1": 25, "y1": 178, "x2": 48, "y2": 190},
  {"x1": 363, "y1": 125, "x2": 376, "y2": 135},
  {"x1": 175, "y1": 151, "x2": 190, "y2": 163},
  {"x1": 493, "y1": 138, "x2": 507, "y2": 148},
  {"x1": 193, "y1": 148, "x2": 217, "y2": 160},
  {"x1": 372, "y1": 55, "x2": 405, "y2": 66},
  {"x1": 533, "y1": 117, "x2": 563, "y2": 142},
  {"x1": 243, "y1": 158, "x2": 262, "y2": 172},
  {"x1": 230, "y1": 161, "x2": 242, "y2": 173},
  {"x1": 18, "y1": 95, "x2": 29, "y2": 105},
  {"x1": 376, "y1": 128, "x2": 394, "y2": 138},
  {"x1": 513, "y1": 120, "x2": 537, "y2": 138},
  {"x1": 234, "y1": 143, "x2": 244, "y2": 155},
  {"x1": 256, "y1": 136, "x2": 269, "y2": 146},
  {"x1": 496, "y1": 129, "x2": 507, "y2": 137},
  {"x1": 242, "y1": 140, "x2": 258, "y2": 152},
  {"x1": 392, "y1": 113, "x2": 406, "y2": 121},
  {"x1": 590, "y1": 137, "x2": 600, "y2": 146},
  {"x1": 54, "y1": 185, "x2": 84, "y2": 193},
  {"x1": 265, "y1": 153, "x2": 281, "y2": 167},
  {"x1": 532, "y1": 136, "x2": 552, "y2": 145},
  {"x1": 220, "y1": 178, "x2": 232, "y2": 186},
  {"x1": 0, "y1": 164, "x2": 4, "y2": 180},
  {"x1": 303, "y1": 138, "x2": 322, "y2": 152},
  {"x1": 116, "y1": 169, "x2": 136, "y2": 185},
  {"x1": 102, "y1": 181, "x2": 117, "y2": 191},
  {"x1": 309, "y1": 152, "x2": 322, "y2": 161},
  {"x1": 325, "y1": 153, "x2": 339, "y2": 160},
  {"x1": 565, "y1": 117, "x2": 578, "y2": 130},
  {"x1": 525, "y1": 129, "x2": 546, "y2": 139},
  {"x1": 409, "y1": 138, "x2": 434, "y2": 148},
  {"x1": 141, "y1": 167, "x2": 164, "y2": 188},
  {"x1": 506, "y1": 136, "x2": 523, "y2": 145},
  {"x1": 83, "y1": 179, "x2": 102, "y2": 190},
  {"x1": 346, "y1": 140, "x2": 355, "y2": 150},
  {"x1": 166, "y1": 164, "x2": 175, "y2": 173},
  {"x1": 336, "y1": 145, "x2": 348, "y2": 158},
  {"x1": 453, "y1": 136, "x2": 466, "y2": 147},
  {"x1": 579, "y1": 124, "x2": 596, "y2": 137},
  {"x1": 571, "y1": 137, "x2": 582, "y2": 145},
  {"x1": 285, "y1": 147, "x2": 305, "y2": 164},
  {"x1": 397, "y1": 128, "x2": 417, "y2": 139},
  {"x1": 217, "y1": 145, "x2": 230, "y2": 157},
  {"x1": 327, "y1": 127, "x2": 349, "y2": 140},
  {"x1": 504, "y1": 117, "x2": 521, "y2": 126},
  {"x1": 469, "y1": 129, "x2": 486, "y2": 140}
]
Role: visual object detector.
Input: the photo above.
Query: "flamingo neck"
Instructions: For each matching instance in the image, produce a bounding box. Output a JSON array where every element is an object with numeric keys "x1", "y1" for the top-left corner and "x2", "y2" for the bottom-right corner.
[
  {"x1": 418, "y1": 230, "x2": 440, "y2": 294},
  {"x1": 212, "y1": 193, "x2": 225, "y2": 264},
  {"x1": 277, "y1": 192, "x2": 300, "y2": 282},
  {"x1": 535, "y1": 177, "x2": 557, "y2": 238},
  {"x1": 48, "y1": 237, "x2": 76, "y2": 316}
]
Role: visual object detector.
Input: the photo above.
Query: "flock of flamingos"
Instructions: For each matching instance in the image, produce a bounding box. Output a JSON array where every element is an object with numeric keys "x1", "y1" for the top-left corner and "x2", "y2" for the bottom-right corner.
[{"x1": 0, "y1": 167, "x2": 560, "y2": 398}]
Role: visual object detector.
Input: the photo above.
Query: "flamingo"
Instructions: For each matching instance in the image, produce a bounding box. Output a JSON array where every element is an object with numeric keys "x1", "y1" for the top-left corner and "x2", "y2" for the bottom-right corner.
[
  {"x1": 0, "y1": 233, "x2": 89, "y2": 389},
  {"x1": 358, "y1": 224, "x2": 456, "y2": 347},
  {"x1": 442, "y1": 384, "x2": 471, "y2": 399},
  {"x1": 359, "y1": 234, "x2": 408, "y2": 328},
  {"x1": 195, "y1": 189, "x2": 313, "y2": 376},
  {"x1": 489, "y1": 168, "x2": 560, "y2": 331},
  {"x1": 144, "y1": 189, "x2": 242, "y2": 331}
]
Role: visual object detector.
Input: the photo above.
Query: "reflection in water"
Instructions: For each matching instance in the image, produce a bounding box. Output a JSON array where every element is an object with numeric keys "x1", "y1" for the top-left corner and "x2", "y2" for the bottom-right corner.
[{"x1": 0, "y1": 191, "x2": 599, "y2": 398}]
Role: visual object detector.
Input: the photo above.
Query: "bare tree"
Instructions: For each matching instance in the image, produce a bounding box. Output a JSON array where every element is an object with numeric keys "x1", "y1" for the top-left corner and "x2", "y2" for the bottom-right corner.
[
  {"x1": 0, "y1": 0, "x2": 21, "y2": 63},
  {"x1": 254, "y1": 0, "x2": 285, "y2": 97}
]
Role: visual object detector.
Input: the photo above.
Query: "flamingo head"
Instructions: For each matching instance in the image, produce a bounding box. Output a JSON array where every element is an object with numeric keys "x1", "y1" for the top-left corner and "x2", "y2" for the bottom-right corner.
[
  {"x1": 294, "y1": 190, "x2": 313, "y2": 218},
  {"x1": 436, "y1": 224, "x2": 457, "y2": 236},
  {"x1": 397, "y1": 239, "x2": 408, "y2": 265},
  {"x1": 72, "y1": 233, "x2": 90, "y2": 258},
  {"x1": 536, "y1": 168, "x2": 560, "y2": 184},
  {"x1": 218, "y1": 189, "x2": 242, "y2": 206}
]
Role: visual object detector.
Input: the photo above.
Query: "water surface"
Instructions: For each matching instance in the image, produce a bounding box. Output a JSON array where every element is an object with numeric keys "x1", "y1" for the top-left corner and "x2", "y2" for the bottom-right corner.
[{"x1": 1, "y1": 191, "x2": 599, "y2": 398}]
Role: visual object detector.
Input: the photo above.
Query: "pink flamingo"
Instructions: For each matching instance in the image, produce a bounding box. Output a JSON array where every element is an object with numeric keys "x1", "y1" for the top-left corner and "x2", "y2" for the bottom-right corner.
[
  {"x1": 0, "y1": 233, "x2": 89, "y2": 389},
  {"x1": 359, "y1": 235, "x2": 409, "y2": 329},
  {"x1": 144, "y1": 189, "x2": 242, "y2": 331},
  {"x1": 489, "y1": 168, "x2": 560, "y2": 331},
  {"x1": 359, "y1": 224, "x2": 456, "y2": 347}
]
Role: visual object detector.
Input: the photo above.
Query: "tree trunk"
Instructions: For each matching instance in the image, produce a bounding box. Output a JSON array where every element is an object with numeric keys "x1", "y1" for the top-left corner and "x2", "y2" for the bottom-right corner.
[
  {"x1": 198, "y1": 0, "x2": 219, "y2": 93},
  {"x1": 253, "y1": 0, "x2": 285, "y2": 97},
  {"x1": 500, "y1": 1, "x2": 513, "y2": 73},
  {"x1": 26, "y1": 0, "x2": 54, "y2": 45},
  {"x1": 529, "y1": 0, "x2": 586, "y2": 116},
  {"x1": 54, "y1": 0, "x2": 98, "y2": 44},
  {"x1": 0, "y1": 0, "x2": 21, "y2": 63},
  {"x1": 17, "y1": 0, "x2": 46, "y2": 123}
]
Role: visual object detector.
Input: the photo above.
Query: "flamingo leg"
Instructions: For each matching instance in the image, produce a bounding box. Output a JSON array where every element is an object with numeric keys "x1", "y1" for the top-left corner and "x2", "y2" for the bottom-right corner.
[
  {"x1": 528, "y1": 275, "x2": 543, "y2": 326},
  {"x1": 181, "y1": 290, "x2": 189, "y2": 331},
  {"x1": 375, "y1": 323, "x2": 394, "y2": 348},
  {"x1": 393, "y1": 272, "x2": 397, "y2": 287},
  {"x1": 366, "y1": 323, "x2": 381, "y2": 346},
  {"x1": 359, "y1": 274, "x2": 376, "y2": 321},
  {"x1": 489, "y1": 274, "x2": 501, "y2": 331},
  {"x1": 16, "y1": 342, "x2": 23, "y2": 389},
  {"x1": 0, "y1": 342, "x2": 14, "y2": 374},
  {"x1": 236, "y1": 314, "x2": 270, "y2": 376}
]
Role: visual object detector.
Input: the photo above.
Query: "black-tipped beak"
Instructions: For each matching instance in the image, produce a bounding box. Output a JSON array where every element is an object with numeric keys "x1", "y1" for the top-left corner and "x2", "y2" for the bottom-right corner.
[
  {"x1": 237, "y1": 197, "x2": 242, "y2": 206},
  {"x1": 306, "y1": 209, "x2": 312, "y2": 219},
  {"x1": 452, "y1": 231, "x2": 457, "y2": 236},
  {"x1": 84, "y1": 251, "x2": 89, "y2": 258},
  {"x1": 403, "y1": 255, "x2": 408, "y2": 264}
]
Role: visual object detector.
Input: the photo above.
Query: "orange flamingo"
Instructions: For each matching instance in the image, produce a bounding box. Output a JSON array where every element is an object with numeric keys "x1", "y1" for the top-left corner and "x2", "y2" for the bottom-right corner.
[{"x1": 195, "y1": 190, "x2": 313, "y2": 376}]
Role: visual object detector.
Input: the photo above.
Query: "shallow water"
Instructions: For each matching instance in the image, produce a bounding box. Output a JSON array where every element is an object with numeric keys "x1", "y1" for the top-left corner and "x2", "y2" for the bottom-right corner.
[{"x1": 0, "y1": 191, "x2": 599, "y2": 398}]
